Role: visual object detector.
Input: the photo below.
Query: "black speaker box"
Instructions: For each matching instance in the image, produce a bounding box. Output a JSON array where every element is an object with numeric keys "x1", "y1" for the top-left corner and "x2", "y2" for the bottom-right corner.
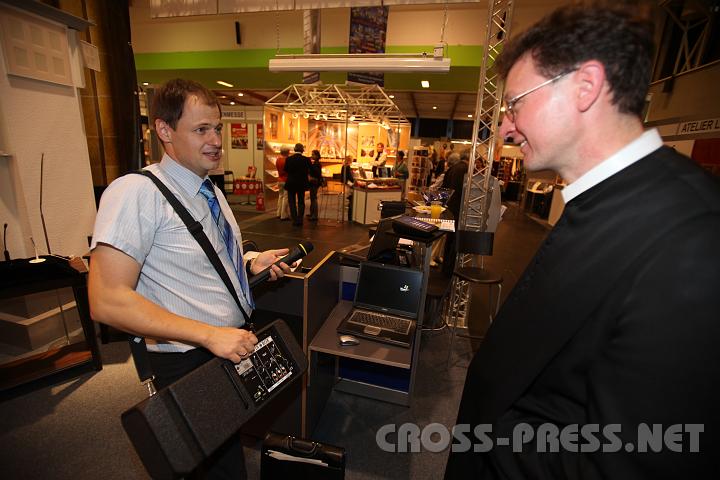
[{"x1": 121, "y1": 320, "x2": 307, "y2": 479}]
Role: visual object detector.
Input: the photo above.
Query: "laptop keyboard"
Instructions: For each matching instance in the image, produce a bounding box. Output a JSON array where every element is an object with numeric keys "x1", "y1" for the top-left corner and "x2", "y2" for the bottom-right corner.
[{"x1": 347, "y1": 310, "x2": 411, "y2": 335}]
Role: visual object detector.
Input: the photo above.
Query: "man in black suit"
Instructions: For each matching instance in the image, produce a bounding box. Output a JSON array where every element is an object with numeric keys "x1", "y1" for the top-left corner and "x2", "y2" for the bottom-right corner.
[
  {"x1": 284, "y1": 143, "x2": 310, "y2": 226},
  {"x1": 445, "y1": 4, "x2": 720, "y2": 479}
]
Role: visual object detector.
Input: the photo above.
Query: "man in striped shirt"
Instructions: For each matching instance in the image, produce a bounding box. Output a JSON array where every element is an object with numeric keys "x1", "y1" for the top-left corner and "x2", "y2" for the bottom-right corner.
[{"x1": 89, "y1": 78, "x2": 292, "y2": 479}]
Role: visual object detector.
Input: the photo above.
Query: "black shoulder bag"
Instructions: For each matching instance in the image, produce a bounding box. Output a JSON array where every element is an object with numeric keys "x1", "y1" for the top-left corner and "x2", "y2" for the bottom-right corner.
[
  {"x1": 127, "y1": 170, "x2": 252, "y2": 392},
  {"x1": 120, "y1": 171, "x2": 308, "y2": 479}
]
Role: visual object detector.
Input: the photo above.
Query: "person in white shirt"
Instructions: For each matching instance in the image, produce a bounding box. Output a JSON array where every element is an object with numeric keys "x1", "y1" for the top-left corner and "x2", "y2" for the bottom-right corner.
[
  {"x1": 89, "y1": 78, "x2": 293, "y2": 479},
  {"x1": 371, "y1": 142, "x2": 387, "y2": 177}
]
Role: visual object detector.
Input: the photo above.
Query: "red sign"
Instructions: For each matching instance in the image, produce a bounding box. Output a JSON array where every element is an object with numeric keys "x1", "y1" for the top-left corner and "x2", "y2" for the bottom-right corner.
[
  {"x1": 234, "y1": 178, "x2": 263, "y2": 195},
  {"x1": 256, "y1": 123, "x2": 264, "y2": 150},
  {"x1": 231, "y1": 123, "x2": 248, "y2": 149}
]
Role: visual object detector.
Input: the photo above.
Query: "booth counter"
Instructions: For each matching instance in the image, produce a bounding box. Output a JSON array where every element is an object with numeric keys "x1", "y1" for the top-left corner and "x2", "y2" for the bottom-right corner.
[{"x1": 351, "y1": 180, "x2": 402, "y2": 224}]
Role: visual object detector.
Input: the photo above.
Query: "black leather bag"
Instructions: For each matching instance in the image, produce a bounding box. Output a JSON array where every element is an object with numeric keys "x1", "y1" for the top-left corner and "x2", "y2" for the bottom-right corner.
[
  {"x1": 379, "y1": 200, "x2": 407, "y2": 218},
  {"x1": 261, "y1": 432, "x2": 345, "y2": 480}
]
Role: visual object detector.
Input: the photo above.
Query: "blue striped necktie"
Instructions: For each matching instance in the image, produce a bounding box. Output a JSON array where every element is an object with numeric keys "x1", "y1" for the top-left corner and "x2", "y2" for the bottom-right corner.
[{"x1": 199, "y1": 179, "x2": 254, "y2": 309}]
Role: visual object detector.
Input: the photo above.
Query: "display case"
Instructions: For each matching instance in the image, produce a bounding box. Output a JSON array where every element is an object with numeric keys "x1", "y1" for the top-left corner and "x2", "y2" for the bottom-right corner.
[
  {"x1": 0, "y1": 256, "x2": 102, "y2": 391},
  {"x1": 408, "y1": 146, "x2": 430, "y2": 194}
]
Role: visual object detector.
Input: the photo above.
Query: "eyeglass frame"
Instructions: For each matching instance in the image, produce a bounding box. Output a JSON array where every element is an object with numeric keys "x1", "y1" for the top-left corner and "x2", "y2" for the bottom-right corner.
[{"x1": 502, "y1": 68, "x2": 578, "y2": 122}]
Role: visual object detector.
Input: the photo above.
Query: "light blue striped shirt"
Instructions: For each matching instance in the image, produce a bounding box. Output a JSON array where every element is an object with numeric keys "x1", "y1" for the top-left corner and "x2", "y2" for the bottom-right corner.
[{"x1": 91, "y1": 155, "x2": 253, "y2": 352}]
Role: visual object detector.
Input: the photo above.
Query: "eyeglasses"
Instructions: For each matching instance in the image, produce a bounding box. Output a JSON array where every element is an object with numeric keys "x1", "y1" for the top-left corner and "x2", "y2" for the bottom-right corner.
[{"x1": 502, "y1": 69, "x2": 577, "y2": 122}]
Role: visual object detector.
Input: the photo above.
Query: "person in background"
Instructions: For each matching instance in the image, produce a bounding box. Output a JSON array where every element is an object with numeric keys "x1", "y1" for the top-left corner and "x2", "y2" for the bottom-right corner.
[
  {"x1": 371, "y1": 142, "x2": 387, "y2": 177},
  {"x1": 394, "y1": 150, "x2": 409, "y2": 200},
  {"x1": 435, "y1": 151, "x2": 447, "y2": 180},
  {"x1": 307, "y1": 149, "x2": 323, "y2": 221},
  {"x1": 341, "y1": 155, "x2": 355, "y2": 222},
  {"x1": 276, "y1": 146, "x2": 290, "y2": 220},
  {"x1": 284, "y1": 143, "x2": 310, "y2": 226},
  {"x1": 428, "y1": 150, "x2": 438, "y2": 187},
  {"x1": 446, "y1": 3, "x2": 720, "y2": 477},
  {"x1": 88, "y1": 78, "x2": 293, "y2": 480},
  {"x1": 440, "y1": 151, "x2": 467, "y2": 275}
]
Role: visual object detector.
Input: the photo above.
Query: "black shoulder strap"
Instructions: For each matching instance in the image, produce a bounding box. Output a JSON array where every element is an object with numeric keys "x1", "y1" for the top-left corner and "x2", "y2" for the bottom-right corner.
[{"x1": 127, "y1": 170, "x2": 251, "y2": 385}]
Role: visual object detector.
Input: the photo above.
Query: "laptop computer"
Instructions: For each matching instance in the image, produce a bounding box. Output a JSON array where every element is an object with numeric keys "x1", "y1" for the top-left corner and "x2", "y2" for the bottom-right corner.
[
  {"x1": 337, "y1": 262, "x2": 423, "y2": 348},
  {"x1": 338, "y1": 216, "x2": 401, "y2": 263}
]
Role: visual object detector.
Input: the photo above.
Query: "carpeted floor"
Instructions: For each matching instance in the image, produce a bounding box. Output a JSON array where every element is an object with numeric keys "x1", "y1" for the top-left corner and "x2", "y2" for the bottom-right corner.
[{"x1": 0, "y1": 202, "x2": 549, "y2": 479}]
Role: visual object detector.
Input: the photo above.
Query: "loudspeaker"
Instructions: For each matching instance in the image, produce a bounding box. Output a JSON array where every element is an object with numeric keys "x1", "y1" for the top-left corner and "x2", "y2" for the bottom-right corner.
[
  {"x1": 122, "y1": 320, "x2": 307, "y2": 479},
  {"x1": 235, "y1": 21, "x2": 241, "y2": 45}
]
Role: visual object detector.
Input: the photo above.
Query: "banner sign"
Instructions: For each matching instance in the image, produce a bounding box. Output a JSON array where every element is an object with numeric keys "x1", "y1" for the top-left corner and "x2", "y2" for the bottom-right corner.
[
  {"x1": 256, "y1": 123, "x2": 264, "y2": 150},
  {"x1": 348, "y1": 6, "x2": 389, "y2": 86},
  {"x1": 676, "y1": 118, "x2": 720, "y2": 136},
  {"x1": 231, "y1": 123, "x2": 248, "y2": 149}
]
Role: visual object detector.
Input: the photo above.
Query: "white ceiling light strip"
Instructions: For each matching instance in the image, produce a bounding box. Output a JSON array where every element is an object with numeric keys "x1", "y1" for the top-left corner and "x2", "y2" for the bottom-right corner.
[
  {"x1": 151, "y1": 0, "x2": 481, "y2": 16},
  {"x1": 269, "y1": 53, "x2": 450, "y2": 73}
]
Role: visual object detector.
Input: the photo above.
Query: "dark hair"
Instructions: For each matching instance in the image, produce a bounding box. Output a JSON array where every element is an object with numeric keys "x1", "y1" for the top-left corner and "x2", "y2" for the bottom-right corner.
[
  {"x1": 495, "y1": 2, "x2": 655, "y2": 116},
  {"x1": 151, "y1": 78, "x2": 221, "y2": 129},
  {"x1": 311, "y1": 149, "x2": 321, "y2": 159},
  {"x1": 397, "y1": 150, "x2": 405, "y2": 160}
]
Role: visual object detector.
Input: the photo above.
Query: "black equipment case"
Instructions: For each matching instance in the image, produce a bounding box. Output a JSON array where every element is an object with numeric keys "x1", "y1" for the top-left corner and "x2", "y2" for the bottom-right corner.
[
  {"x1": 261, "y1": 431, "x2": 345, "y2": 480},
  {"x1": 121, "y1": 320, "x2": 307, "y2": 479}
]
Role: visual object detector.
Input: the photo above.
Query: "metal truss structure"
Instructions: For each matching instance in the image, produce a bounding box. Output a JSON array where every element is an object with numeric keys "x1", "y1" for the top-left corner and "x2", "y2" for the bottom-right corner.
[
  {"x1": 265, "y1": 83, "x2": 410, "y2": 127},
  {"x1": 445, "y1": 0, "x2": 514, "y2": 329},
  {"x1": 657, "y1": 0, "x2": 719, "y2": 77},
  {"x1": 266, "y1": 83, "x2": 409, "y2": 221}
]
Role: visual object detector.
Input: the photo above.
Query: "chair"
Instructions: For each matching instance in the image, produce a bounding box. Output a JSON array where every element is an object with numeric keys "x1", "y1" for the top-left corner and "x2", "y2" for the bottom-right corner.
[
  {"x1": 446, "y1": 230, "x2": 503, "y2": 367},
  {"x1": 423, "y1": 269, "x2": 453, "y2": 331}
]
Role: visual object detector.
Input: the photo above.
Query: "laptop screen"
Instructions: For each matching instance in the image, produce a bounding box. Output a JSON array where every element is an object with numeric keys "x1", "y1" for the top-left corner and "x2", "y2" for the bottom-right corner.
[{"x1": 354, "y1": 262, "x2": 424, "y2": 318}]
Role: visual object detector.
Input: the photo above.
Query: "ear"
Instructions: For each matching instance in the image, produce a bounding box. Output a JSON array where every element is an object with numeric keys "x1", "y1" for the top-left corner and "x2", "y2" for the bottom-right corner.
[
  {"x1": 154, "y1": 118, "x2": 173, "y2": 143},
  {"x1": 574, "y1": 60, "x2": 605, "y2": 112}
]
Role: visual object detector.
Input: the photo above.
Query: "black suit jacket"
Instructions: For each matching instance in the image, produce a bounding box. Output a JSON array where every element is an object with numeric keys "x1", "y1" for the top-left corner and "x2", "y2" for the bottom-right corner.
[
  {"x1": 442, "y1": 160, "x2": 468, "y2": 220},
  {"x1": 284, "y1": 153, "x2": 310, "y2": 191},
  {"x1": 445, "y1": 147, "x2": 720, "y2": 479}
]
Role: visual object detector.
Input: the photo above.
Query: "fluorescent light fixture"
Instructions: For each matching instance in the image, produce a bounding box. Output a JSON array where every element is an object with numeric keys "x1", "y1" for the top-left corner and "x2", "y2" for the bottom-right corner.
[
  {"x1": 421, "y1": 80, "x2": 430, "y2": 88},
  {"x1": 468, "y1": 114, "x2": 473, "y2": 118},
  {"x1": 269, "y1": 54, "x2": 450, "y2": 73},
  {"x1": 142, "y1": 82, "x2": 149, "y2": 86},
  {"x1": 217, "y1": 80, "x2": 234, "y2": 87}
]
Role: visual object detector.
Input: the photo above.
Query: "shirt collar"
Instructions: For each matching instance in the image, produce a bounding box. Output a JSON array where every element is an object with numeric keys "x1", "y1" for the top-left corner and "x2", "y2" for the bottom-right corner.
[
  {"x1": 159, "y1": 154, "x2": 208, "y2": 197},
  {"x1": 562, "y1": 129, "x2": 663, "y2": 203}
]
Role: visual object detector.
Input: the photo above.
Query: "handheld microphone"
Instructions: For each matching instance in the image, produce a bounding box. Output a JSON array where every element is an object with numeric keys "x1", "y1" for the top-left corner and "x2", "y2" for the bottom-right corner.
[
  {"x1": 248, "y1": 242, "x2": 313, "y2": 288},
  {"x1": 3, "y1": 223, "x2": 9, "y2": 261}
]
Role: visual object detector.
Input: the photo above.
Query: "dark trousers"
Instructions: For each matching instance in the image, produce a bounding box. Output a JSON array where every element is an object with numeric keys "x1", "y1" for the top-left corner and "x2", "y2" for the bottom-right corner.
[
  {"x1": 286, "y1": 188, "x2": 306, "y2": 225},
  {"x1": 308, "y1": 186, "x2": 319, "y2": 219},
  {"x1": 147, "y1": 349, "x2": 247, "y2": 480}
]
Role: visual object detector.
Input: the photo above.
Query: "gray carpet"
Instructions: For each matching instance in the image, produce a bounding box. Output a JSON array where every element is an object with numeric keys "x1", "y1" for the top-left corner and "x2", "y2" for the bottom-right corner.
[
  {"x1": 0, "y1": 329, "x2": 475, "y2": 480},
  {"x1": 0, "y1": 202, "x2": 548, "y2": 479}
]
